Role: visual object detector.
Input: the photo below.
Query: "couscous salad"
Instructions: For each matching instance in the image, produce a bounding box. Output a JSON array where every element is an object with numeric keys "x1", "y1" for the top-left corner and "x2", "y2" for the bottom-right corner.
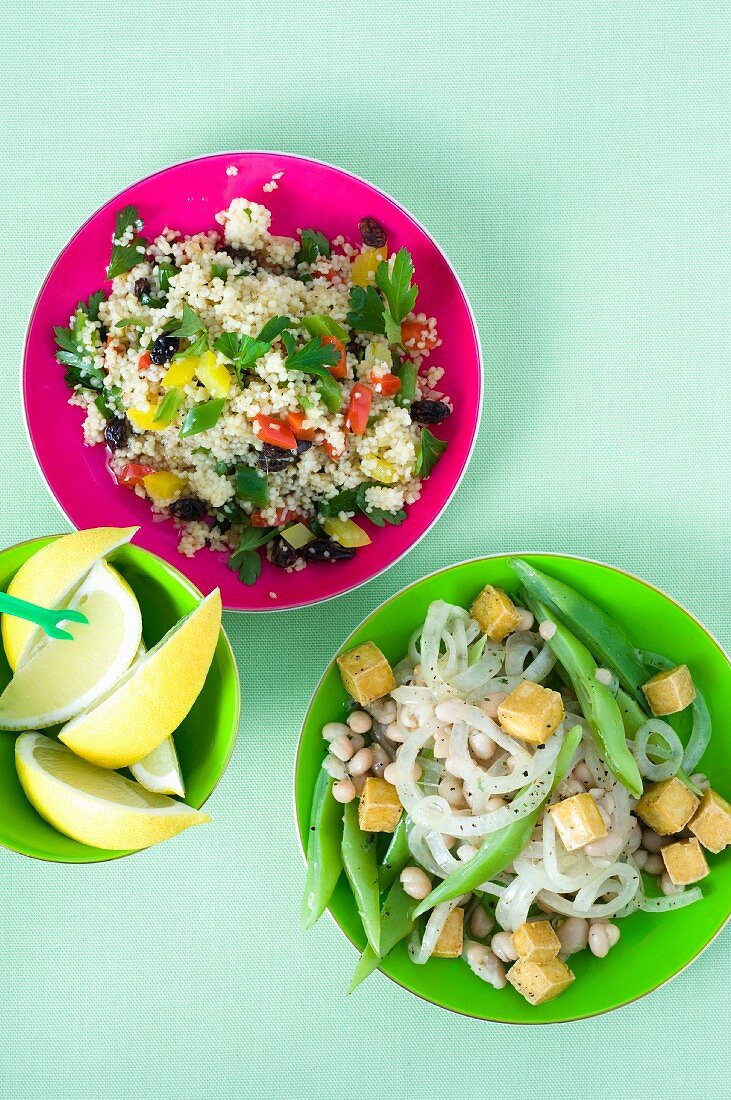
[{"x1": 56, "y1": 199, "x2": 452, "y2": 585}]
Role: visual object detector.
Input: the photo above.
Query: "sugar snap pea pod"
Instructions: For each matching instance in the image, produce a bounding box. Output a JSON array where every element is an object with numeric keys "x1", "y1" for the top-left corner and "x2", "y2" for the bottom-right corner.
[
  {"x1": 413, "y1": 725, "x2": 583, "y2": 918},
  {"x1": 301, "y1": 769, "x2": 344, "y2": 930},
  {"x1": 640, "y1": 649, "x2": 712, "y2": 774},
  {"x1": 348, "y1": 880, "x2": 417, "y2": 993},
  {"x1": 525, "y1": 596, "x2": 644, "y2": 798},
  {"x1": 378, "y1": 816, "x2": 410, "y2": 892},
  {"x1": 342, "y1": 800, "x2": 381, "y2": 954},
  {"x1": 510, "y1": 558, "x2": 648, "y2": 706}
]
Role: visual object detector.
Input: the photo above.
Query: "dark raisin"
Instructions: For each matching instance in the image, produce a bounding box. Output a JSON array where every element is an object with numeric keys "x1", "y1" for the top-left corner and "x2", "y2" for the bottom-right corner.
[
  {"x1": 134, "y1": 277, "x2": 151, "y2": 300},
  {"x1": 358, "y1": 217, "x2": 387, "y2": 249},
  {"x1": 303, "y1": 538, "x2": 356, "y2": 563},
  {"x1": 257, "y1": 444, "x2": 298, "y2": 472},
  {"x1": 149, "y1": 334, "x2": 180, "y2": 365},
  {"x1": 296, "y1": 439, "x2": 313, "y2": 455},
  {"x1": 409, "y1": 400, "x2": 451, "y2": 425},
  {"x1": 224, "y1": 246, "x2": 250, "y2": 263},
  {"x1": 169, "y1": 497, "x2": 206, "y2": 521},
  {"x1": 104, "y1": 417, "x2": 130, "y2": 452},
  {"x1": 346, "y1": 339, "x2": 364, "y2": 361},
  {"x1": 270, "y1": 537, "x2": 299, "y2": 569}
]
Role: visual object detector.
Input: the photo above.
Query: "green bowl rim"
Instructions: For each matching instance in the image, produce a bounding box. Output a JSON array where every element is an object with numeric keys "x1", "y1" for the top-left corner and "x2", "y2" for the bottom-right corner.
[
  {"x1": 293, "y1": 551, "x2": 731, "y2": 1023},
  {"x1": 0, "y1": 533, "x2": 241, "y2": 866}
]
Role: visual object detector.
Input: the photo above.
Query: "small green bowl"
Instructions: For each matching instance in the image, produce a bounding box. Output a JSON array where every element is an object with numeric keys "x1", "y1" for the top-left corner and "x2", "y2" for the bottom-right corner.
[
  {"x1": 0, "y1": 536, "x2": 241, "y2": 863},
  {"x1": 295, "y1": 554, "x2": 731, "y2": 1023}
]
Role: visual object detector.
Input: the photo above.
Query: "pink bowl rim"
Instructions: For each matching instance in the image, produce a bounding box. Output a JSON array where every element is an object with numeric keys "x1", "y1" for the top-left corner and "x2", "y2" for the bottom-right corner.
[{"x1": 21, "y1": 151, "x2": 484, "y2": 613}]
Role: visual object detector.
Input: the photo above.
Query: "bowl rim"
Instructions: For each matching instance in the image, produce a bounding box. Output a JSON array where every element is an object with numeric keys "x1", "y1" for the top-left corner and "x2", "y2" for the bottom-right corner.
[
  {"x1": 0, "y1": 532, "x2": 241, "y2": 865},
  {"x1": 293, "y1": 551, "x2": 731, "y2": 1023},
  {"x1": 20, "y1": 150, "x2": 485, "y2": 614}
]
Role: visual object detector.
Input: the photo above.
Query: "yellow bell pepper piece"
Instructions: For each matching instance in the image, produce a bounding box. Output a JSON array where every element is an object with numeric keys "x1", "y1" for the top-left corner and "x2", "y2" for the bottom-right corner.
[
  {"x1": 351, "y1": 247, "x2": 388, "y2": 288},
  {"x1": 323, "y1": 516, "x2": 372, "y2": 548},
  {"x1": 162, "y1": 359, "x2": 196, "y2": 389},
  {"x1": 127, "y1": 406, "x2": 166, "y2": 432},
  {"x1": 365, "y1": 457, "x2": 398, "y2": 484},
  {"x1": 193, "y1": 351, "x2": 231, "y2": 399},
  {"x1": 282, "y1": 523, "x2": 316, "y2": 550},
  {"x1": 142, "y1": 471, "x2": 187, "y2": 503}
]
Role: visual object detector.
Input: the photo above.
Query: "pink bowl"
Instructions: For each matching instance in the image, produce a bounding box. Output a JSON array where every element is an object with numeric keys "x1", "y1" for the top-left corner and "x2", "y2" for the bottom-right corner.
[{"x1": 23, "y1": 153, "x2": 483, "y2": 611}]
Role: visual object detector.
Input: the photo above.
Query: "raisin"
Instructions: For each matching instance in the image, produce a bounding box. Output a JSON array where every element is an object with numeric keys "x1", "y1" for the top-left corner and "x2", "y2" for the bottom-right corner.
[
  {"x1": 296, "y1": 439, "x2": 313, "y2": 455},
  {"x1": 358, "y1": 217, "x2": 387, "y2": 249},
  {"x1": 104, "y1": 417, "x2": 130, "y2": 452},
  {"x1": 257, "y1": 444, "x2": 298, "y2": 472},
  {"x1": 149, "y1": 334, "x2": 180, "y2": 365},
  {"x1": 303, "y1": 538, "x2": 356, "y2": 563},
  {"x1": 169, "y1": 497, "x2": 206, "y2": 521},
  {"x1": 270, "y1": 537, "x2": 298, "y2": 569},
  {"x1": 134, "y1": 277, "x2": 151, "y2": 300},
  {"x1": 409, "y1": 400, "x2": 451, "y2": 425}
]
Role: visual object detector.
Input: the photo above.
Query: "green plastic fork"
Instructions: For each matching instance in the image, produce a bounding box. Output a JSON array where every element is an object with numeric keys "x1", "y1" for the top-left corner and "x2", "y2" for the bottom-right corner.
[{"x1": 0, "y1": 591, "x2": 88, "y2": 642}]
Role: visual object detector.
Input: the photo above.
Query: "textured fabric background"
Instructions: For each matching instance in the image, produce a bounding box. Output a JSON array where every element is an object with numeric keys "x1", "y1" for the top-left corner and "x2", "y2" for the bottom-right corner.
[{"x1": 1, "y1": 2, "x2": 729, "y2": 1097}]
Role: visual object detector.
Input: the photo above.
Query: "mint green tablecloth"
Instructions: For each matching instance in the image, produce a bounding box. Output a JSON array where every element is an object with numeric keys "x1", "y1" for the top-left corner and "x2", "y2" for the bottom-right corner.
[{"x1": 0, "y1": 3, "x2": 728, "y2": 1097}]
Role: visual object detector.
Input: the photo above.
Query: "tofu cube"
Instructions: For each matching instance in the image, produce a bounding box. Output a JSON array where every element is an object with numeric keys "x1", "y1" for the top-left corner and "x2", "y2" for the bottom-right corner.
[
  {"x1": 689, "y1": 789, "x2": 731, "y2": 854},
  {"x1": 642, "y1": 664, "x2": 696, "y2": 716},
  {"x1": 661, "y1": 837, "x2": 709, "y2": 886},
  {"x1": 513, "y1": 920, "x2": 561, "y2": 963},
  {"x1": 357, "y1": 777, "x2": 403, "y2": 833},
  {"x1": 506, "y1": 956, "x2": 575, "y2": 1006},
  {"x1": 497, "y1": 680, "x2": 565, "y2": 745},
  {"x1": 548, "y1": 793, "x2": 608, "y2": 851},
  {"x1": 470, "y1": 585, "x2": 522, "y2": 642},
  {"x1": 432, "y1": 908, "x2": 464, "y2": 958},
  {"x1": 636, "y1": 777, "x2": 699, "y2": 835},
  {"x1": 336, "y1": 642, "x2": 396, "y2": 706}
]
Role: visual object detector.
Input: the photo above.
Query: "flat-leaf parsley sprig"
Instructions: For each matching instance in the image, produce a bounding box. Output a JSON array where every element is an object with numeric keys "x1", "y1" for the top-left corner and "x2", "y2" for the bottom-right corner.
[{"x1": 107, "y1": 206, "x2": 148, "y2": 280}]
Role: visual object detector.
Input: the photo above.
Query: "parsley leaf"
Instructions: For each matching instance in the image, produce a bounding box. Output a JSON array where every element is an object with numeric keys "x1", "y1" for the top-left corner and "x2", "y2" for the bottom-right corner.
[
  {"x1": 318, "y1": 488, "x2": 359, "y2": 519},
  {"x1": 169, "y1": 304, "x2": 205, "y2": 339},
  {"x1": 383, "y1": 311, "x2": 402, "y2": 345},
  {"x1": 258, "y1": 315, "x2": 292, "y2": 343},
  {"x1": 107, "y1": 205, "x2": 148, "y2": 279},
  {"x1": 86, "y1": 290, "x2": 105, "y2": 322},
  {"x1": 286, "y1": 338, "x2": 340, "y2": 373},
  {"x1": 281, "y1": 330, "x2": 296, "y2": 357},
  {"x1": 229, "y1": 526, "x2": 279, "y2": 586},
  {"x1": 375, "y1": 248, "x2": 418, "y2": 323},
  {"x1": 354, "y1": 484, "x2": 406, "y2": 527},
  {"x1": 414, "y1": 428, "x2": 448, "y2": 479},
  {"x1": 213, "y1": 332, "x2": 271, "y2": 381},
  {"x1": 114, "y1": 316, "x2": 148, "y2": 330},
  {"x1": 295, "y1": 229, "x2": 331, "y2": 265},
  {"x1": 346, "y1": 285, "x2": 386, "y2": 334},
  {"x1": 54, "y1": 293, "x2": 107, "y2": 392}
]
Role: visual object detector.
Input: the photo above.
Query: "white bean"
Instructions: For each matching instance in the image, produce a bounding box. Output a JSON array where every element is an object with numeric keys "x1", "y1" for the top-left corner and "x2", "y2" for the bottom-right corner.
[
  {"x1": 486, "y1": 795, "x2": 507, "y2": 812},
  {"x1": 322, "y1": 721, "x2": 351, "y2": 742},
  {"x1": 628, "y1": 817, "x2": 642, "y2": 852},
  {"x1": 383, "y1": 763, "x2": 398, "y2": 785},
  {"x1": 457, "y1": 843, "x2": 478, "y2": 861},
  {"x1": 470, "y1": 906, "x2": 494, "y2": 939},
  {"x1": 433, "y1": 730, "x2": 451, "y2": 759},
  {"x1": 465, "y1": 940, "x2": 489, "y2": 967},
  {"x1": 332, "y1": 779, "x2": 356, "y2": 803},
  {"x1": 661, "y1": 871, "x2": 682, "y2": 896},
  {"x1": 330, "y1": 734, "x2": 354, "y2": 762},
  {"x1": 469, "y1": 730, "x2": 496, "y2": 761},
  {"x1": 438, "y1": 776, "x2": 466, "y2": 808},
  {"x1": 584, "y1": 831, "x2": 624, "y2": 862},
  {"x1": 370, "y1": 745, "x2": 389, "y2": 777},
  {"x1": 385, "y1": 722, "x2": 407, "y2": 744},
  {"x1": 644, "y1": 853, "x2": 665, "y2": 875},
  {"x1": 491, "y1": 931, "x2": 518, "y2": 963},
  {"x1": 514, "y1": 608, "x2": 534, "y2": 632},
  {"x1": 641, "y1": 828, "x2": 665, "y2": 854},
  {"x1": 367, "y1": 697, "x2": 397, "y2": 724},
  {"x1": 594, "y1": 667, "x2": 613, "y2": 686},
  {"x1": 479, "y1": 692, "x2": 506, "y2": 719},
  {"x1": 572, "y1": 762, "x2": 592, "y2": 786},
  {"x1": 633, "y1": 848, "x2": 648, "y2": 869},
  {"x1": 352, "y1": 773, "x2": 367, "y2": 795},
  {"x1": 400, "y1": 865, "x2": 432, "y2": 900},
  {"x1": 605, "y1": 923, "x2": 621, "y2": 948},
  {"x1": 690, "y1": 772, "x2": 710, "y2": 792},
  {"x1": 347, "y1": 710, "x2": 372, "y2": 735},
  {"x1": 588, "y1": 921, "x2": 619, "y2": 958},
  {"x1": 557, "y1": 916, "x2": 589, "y2": 956},
  {"x1": 348, "y1": 748, "x2": 374, "y2": 776},
  {"x1": 597, "y1": 805, "x2": 613, "y2": 830},
  {"x1": 348, "y1": 732, "x2": 365, "y2": 751},
  {"x1": 560, "y1": 778, "x2": 585, "y2": 797},
  {"x1": 322, "y1": 754, "x2": 347, "y2": 781},
  {"x1": 601, "y1": 792, "x2": 615, "y2": 816},
  {"x1": 538, "y1": 619, "x2": 556, "y2": 640}
]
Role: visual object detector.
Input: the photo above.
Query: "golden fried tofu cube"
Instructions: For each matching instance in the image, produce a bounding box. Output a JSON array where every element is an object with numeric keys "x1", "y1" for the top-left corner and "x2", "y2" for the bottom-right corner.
[
  {"x1": 470, "y1": 585, "x2": 522, "y2": 642},
  {"x1": 689, "y1": 789, "x2": 731, "y2": 854},
  {"x1": 636, "y1": 777, "x2": 699, "y2": 835},
  {"x1": 497, "y1": 680, "x2": 564, "y2": 745},
  {"x1": 513, "y1": 920, "x2": 561, "y2": 963},
  {"x1": 432, "y1": 908, "x2": 464, "y2": 958},
  {"x1": 506, "y1": 956, "x2": 574, "y2": 1006},
  {"x1": 336, "y1": 642, "x2": 396, "y2": 706},
  {"x1": 661, "y1": 837, "x2": 709, "y2": 886},
  {"x1": 641, "y1": 664, "x2": 696, "y2": 716},
  {"x1": 548, "y1": 793, "x2": 608, "y2": 852},
  {"x1": 357, "y1": 777, "x2": 403, "y2": 833}
]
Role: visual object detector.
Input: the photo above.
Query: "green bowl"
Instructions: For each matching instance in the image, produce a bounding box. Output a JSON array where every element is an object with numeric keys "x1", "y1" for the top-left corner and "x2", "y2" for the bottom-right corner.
[
  {"x1": 295, "y1": 554, "x2": 731, "y2": 1023},
  {"x1": 0, "y1": 536, "x2": 241, "y2": 863}
]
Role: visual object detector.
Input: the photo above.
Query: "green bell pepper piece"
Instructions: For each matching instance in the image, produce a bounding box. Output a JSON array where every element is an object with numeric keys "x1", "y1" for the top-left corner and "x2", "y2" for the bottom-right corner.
[
  {"x1": 301, "y1": 769, "x2": 344, "y2": 930},
  {"x1": 234, "y1": 465, "x2": 269, "y2": 507},
  {"x1": 179, "y1": 397, "x2": 226, "y2": 438},
  {"x1": 300, "y1": 315, "x2": 349, "y2": 342}
]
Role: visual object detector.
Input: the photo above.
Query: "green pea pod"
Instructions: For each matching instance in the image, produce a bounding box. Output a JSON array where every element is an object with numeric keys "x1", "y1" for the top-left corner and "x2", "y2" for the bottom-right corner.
[
  {"x1": 342, "y1": 800, "x2": 381, "y2": 954},
  {"x1": 348, "y1": 881, "x2": 416, "y2": 994},
  {"x1": 527, "y1": 596, "x2": 643, "y2": 797},
  {"x1": 510, "y1": 558, "x2": 649, "y2": 707},
  {"x1": 378, "y1": 816, "x2": 410, "y2": 891},
  {"x1": 413, "y1": 725, "x2": 584, "y2": 918},
  {"x1": 301, "y1": 769, "x2": 344, "y2": 930}
]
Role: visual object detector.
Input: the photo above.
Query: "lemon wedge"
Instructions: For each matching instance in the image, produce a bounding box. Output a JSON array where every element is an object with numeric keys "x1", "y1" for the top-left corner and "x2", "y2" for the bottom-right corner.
[
  {"x1": 130, "y1": 736, "x2": 185, "y2": 797},
  {"x1": 0, "y1": 561, "x2": 142, "y2": 730},
  {"x1": 2, "y1": 526, "x2": 138, "y2": 670},
  {"x1": 59, "y1": 589, "x2": 222, "y2": 769},
  {"x1": 15, "y1": 732, "x2": 208, "y2": 850}
]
